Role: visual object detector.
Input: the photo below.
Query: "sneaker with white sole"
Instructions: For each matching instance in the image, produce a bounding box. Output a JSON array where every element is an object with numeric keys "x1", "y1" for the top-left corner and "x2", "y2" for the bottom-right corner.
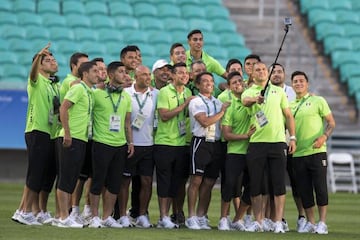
[
  {"x1": 246, "y1": 221, "x2": 263, "y2": 232},
  {"x1": 243, "y1": 214, "x2": 253, "y2": 228},
  {"x1": 102, "y1": 216, "x2": 123, "y2": 228},
  {"x1": 185, "y1": 216, "x2": 201, "y2": 230},
  {"x1": 218, "y1": 217, "x2": 230, "y2": 230},
  {"x1": 89, "y1": 216, "x2": 103, "y2": 228},
  {"x1": 157, "y1": 216, "x2": 178, "y2": 229},
  {"x1": 135, "y1": 215, "x2": 152, "y2": 228},
  {"x1": 117, "y1": 216, "x2": 133, "y2": 228},
  {"x1": 70, "y1": 212, "x2": 88, "y2": 226},
  {"x1": 231, "y1": 220, "x2": 246, "y2": 231},
  {"x1": 81, "y1": 206, "x2": 92, "y2": 223},
  {"x1": 11, "y1": 209, "x2": 20, "y2": 222},
  {"x1": 198, "y1": 216, "x2": 211, "y2": 230},
  {"x1": 282, "y1": 219, "x2": 289, "y2": 232},
  {"x1": 262, "y1": 218, "x2": 274, "y2": 232},
  {"x1": 51, "y1": 218, "x2": 59, "y2": 227},
  {"x1": 57, "y1": 216, "x2": 83, "y2": 228},
  {"x1": 315, "y1": 221, "x2": 328, "y2": 234},
  {"x1": 298, "y1": 221, "x2": 315, "y2": 233},
  {"x1": 273, "y1": 221, "x2": 285, "y2": 233},
  {"x1": 297, "y1": 217, "x2": 307, "y2": 232},
  {"x1": 18, "y1": 212, "x2": 42, "y2": 226},
  {"x1": 36, "y1": 211, "x2": 53, "y2": 224}
]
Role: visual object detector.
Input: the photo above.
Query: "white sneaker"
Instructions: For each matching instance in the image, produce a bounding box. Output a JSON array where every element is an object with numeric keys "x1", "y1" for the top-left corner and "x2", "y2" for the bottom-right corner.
[
  {"x1": 262, "y1": 218, "x2": 274, "y2": 232},
  {"x1": 315, "y1": 221, "x2": 328, "y2": 234},
  {"x1": 243, "y1": 214, "x2": 253, "y2": 228},
  {"x1": 297, "y1": 217, "x2": 307, "y2": 232},
  {"x1": 282, "y1": 219, "x2": 289, "y2": 232},
  {"x1": 57, "y1": 216, "x2": 83, "y2": 228},
  {"x1": 245, "y1": 221, "x2": 263, "y2": 232},
  {"x1": 135, "y1": 215, "x2": 152, "y2": 228},
  {"x1": 185, "y1": 216, "x2": 201, "y2": 230},
  {"x1": 70, "y1": 212, "x2": 87, "y2": 226},
  {"x1": 102, "y1": 216, "x2": 123, "y2": 228},
  {"x1": 89, "y1": 216, "x2": 103, "y2": 228},
  {"x1": 231, "y1": 220, "x2": 246, "y2": 231},
  {"x1": 81, "y1": 205, "x2": 92, "y2": 223},
  {"x1": 273, "y1": 221, "x2": 285, "y2": 233},
  {"x1": 11, "y1": 209, "x2": 20, "y2": 222},
  {"x1": 157, "y1": 216, "x2": 178, "y2": 229},
  {"x1": 51, "y1": 218, "x2": 59, "y2": 227},
  {"x1": 218, "y1": 217, "x2": 230, "y2": 230},
  {"x1": 18, "y1": 212, "x2": 42, "y2": 226},
  {"x1": 198, "y1": 216, "x2": 211, "y2": 230},
  {"x1": 118, "y1": 216, "x2": 133, "y2": 228},
  {"x1": 36, "y1": 211, "x2": 53, "y2": 224},
  {"x1": 298, "y1": 221, "x2": 316, "y2": 233}
]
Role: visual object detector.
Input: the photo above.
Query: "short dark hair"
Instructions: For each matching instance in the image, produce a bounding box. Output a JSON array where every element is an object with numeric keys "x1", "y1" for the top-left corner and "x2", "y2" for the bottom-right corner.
[
  {"x1": 244, "y1": 54, "x2": 261, "y2": 63},
  {"x1": 195, "y1": 71, "x2": 213, "y2": 85},
  {"x1": 120, "y1": 45, "x2": 138, "y2": 59},
  {"x1": 171, "y1": 62, "x2": 187, "y2": 74},
  {"x1": 69, "y1": 52, "x2": 88, "y2": 71},
  {"x1": 107, "y1": 61, "x2": 125, "y2": 75},
  {"x1": 269, "y1": 63, "x2": 285, "y2": 73},
  {"x1": 291, "y1": 71, "x2": 309, "y2": 82},
  {"x1": 187, "y1": 29, "x2": 202, "y2": 39},
  {"x1": 32, "y1": 52, "x2": 54, "y2": 64},
  {"x1": 190, "y1": 60, "x2": 206, "y2": 71},
  {"x1": 226, "y1": 58, "x2": 242, "y2": 72},
  {"x1": 91, "y1": 57, "x2": 104, "y2": 63},
  {"x1": 227, "y1": 71, "x2": 242, "y2": 85},
  {"x1": 78, "y1": 61, "x2": 97, "y2": 79},
  {"x1": 170, "y1": 42, "x2": 185, "y2": 55}
]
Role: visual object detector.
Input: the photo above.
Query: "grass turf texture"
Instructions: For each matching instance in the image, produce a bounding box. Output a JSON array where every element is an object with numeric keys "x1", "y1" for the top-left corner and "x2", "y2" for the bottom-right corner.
[{"x1": 0, "y1": 182, "x2": 359, "y2": 240}]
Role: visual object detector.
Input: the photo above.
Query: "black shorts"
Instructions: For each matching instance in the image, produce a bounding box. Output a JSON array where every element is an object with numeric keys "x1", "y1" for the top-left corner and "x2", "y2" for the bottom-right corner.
[
  {"x1": 246, "y1": 142, "x2": 287, "y2": 197},
  {"x1": 293, "y1": 152, "x2": 328, "y2": 209},
  {"x1": 123, "y1": 146, "x2": 154, "y2": 177},
  {"x1": 154, "y1": 145, "x2": 187, "y2": 198},
  {"x1": 221, "y1": 153, "x2": 247, "y2": 202},
  {"x1": 90, "y1": 141, "x2": 128, "y2": 195},
  {"x1": 189, "y1": 137, "x2": 223, "y2": 179},
  {"x1": 41, "y1": 138, "x2": 57, "y2": 193},
  {"x1": 286, "y1": 153, "x2": 300, "y2": 198},
  {"x1": 240, "y1": 167, "x2": 251, "y2": 205},
  {"x1": 79, "y1": 140, "x2": 93, "y2": 180},
  {"x1": 56, "y1": 137, "x2": 86, "y2": 194},
  {"x1": 25, "y1": 130, "x2": 54, "y2": 193}
]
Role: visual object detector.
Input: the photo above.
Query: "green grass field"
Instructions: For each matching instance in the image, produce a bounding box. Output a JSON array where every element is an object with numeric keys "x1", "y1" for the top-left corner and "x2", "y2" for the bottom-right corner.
[{"x1": 0, "y1": 182, "x2": 359, "y2": 240}]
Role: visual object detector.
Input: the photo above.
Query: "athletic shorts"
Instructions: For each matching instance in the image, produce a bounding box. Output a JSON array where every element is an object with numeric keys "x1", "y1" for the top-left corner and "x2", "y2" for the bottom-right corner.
[
  {"x1": 123, "y1": 146, "x2": 154, "y2": 177},
  {"x1": 91, "y1": 141, "x2": 128, "y2": 195},
  {"x1": 79, "y1": 140, "x2": 93, "y2": 180},
  {"x1": 246, "y1": 142, "x2": 287, "y2": 197},
  {"x1": 293, "y1": 152, "x2": 328, "y2": 209},
  {"x1": 189, "y1": 137, "x2": 223, "y2": 179},
  {"x1": 221, "y1": 153, "x2": 247, "y2": 202},
  {"x1": 25, "y1": 130, "x2": 53, "y2": 193},
  {"x1": 154, "y1": 145, "x2": 187, "y2": 198},
  {"x1": 41, "y1": 138, "x2": 57, "y2": 192},
  {"x1": 286, "y1": 153, "x2": 300, "y2": 198},
  {"x1": 56, "y1": 137, "x2": 86, "y2": 194},
  {"x1": 240, "y1": 167, "x2": 251, "y2": 205}
]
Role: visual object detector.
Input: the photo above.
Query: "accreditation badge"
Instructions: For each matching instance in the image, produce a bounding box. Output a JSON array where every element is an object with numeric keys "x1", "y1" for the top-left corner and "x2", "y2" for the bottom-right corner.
[
  {"x1": 205, "y1": 124, "x2": 216, "y2": 142},
  {"x1": 255, "y1": 110, "x2": 268, "y2": 127},
  {"x1": 48, "y1": 108, "x2": 54, "y2": 125},
  {"x1": 109, "y1": 114, "x2": 121, "y2": 132},
  {"x1": 132, "y1": 113, "x2": 146, "y2": 130},
  {"x1": 178, "y1": 120, "x2": 186, "y2": 136},
  {"x1": 87, "y1": 120, "x2": 93, "y2": 139}
]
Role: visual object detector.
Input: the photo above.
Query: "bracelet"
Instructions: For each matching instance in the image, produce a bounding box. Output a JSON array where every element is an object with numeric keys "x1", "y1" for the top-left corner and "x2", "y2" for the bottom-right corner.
[
  {"x1": 128, "y1": 142, "x2": 134, "y2": 145},
  {"x1": 289, "y1": 135, "x2": 297, "y2": 141}
]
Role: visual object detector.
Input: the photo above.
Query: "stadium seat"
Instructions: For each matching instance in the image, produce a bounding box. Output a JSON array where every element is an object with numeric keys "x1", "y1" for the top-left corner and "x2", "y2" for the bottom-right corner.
[
  {"x1": 85, "y1": 2, "x2": 108, "y2": 16},
  {"x1": 157, "y1": 4, "x2": 181, "y2": 18},
  {"x1": 41, "y1": 14, "x2": 67, "y2": 27},
  {"x1": 335, "y1": 10, "x2": 360, "y2": 24},
  {"x1": 74, "y1": 27, "x2": 99, "y2": 41},
  {"x1": 0, "y1": 38, "x2": 10, "y2": 51},
  {"x1": 212, "y1": 19, "x2": 237, "y2": 33},
  {"x1": 328, "y1": 0, "x2": 352, "y2": 10},
  {"x1": 315, "y1": 23, "x2": 345, "y2": 41},
  {"x1": 3, "y1": 64, "x2": 28, "y2": 79},
  {"x1": 90, "y1": 15, "x2": 116, "y2": 29},
  {"x1": 0, "y1": 78, "x2": 27, "y2": 90},
  {"x1": 188, "y1": 19, "x2": 213, "y2": 32},
  {"x1": 9, "y1": 39, "x2": 33, "y2": 52},
  {"x1": 351, "y1": 0, "x2": 360, "y2": 10},
  {"x1": 0, "y1": 51, "x2": 18, "y2": 64},
  {"x1": 66, "y1": 14, "x2": 91, "y2": 28},
  {"x1": 220, "y1": 33, "x2": 246, "y2": 47},
  {"x1": 13, "y1": 0, "x2": 36, "y2": 13},
  {"x1": 133, "y1": 3, "x2": 158, "y2": 17},
  {"x1": 300, "y1": 0, "x2": 329, "y2": 14},
  {"x1": 17, "y1": 12, "x2": 43, "y2": 27},
  {"x1": 17, "y1": 50, "x2": 37, "y2": 66},
  {"x1": 147, "y1": 31, "x2": 173, "y2": 45},
  {"x1": 181, "y1": 5, "x2": 205, "y2": 19},
  {"x1": 171, "y1": 30, "x2": 188, "y2": 45},
  {"x1": 128, "y1": 0, "x2": 156, "y2": 4},
  {"x1": 114, "y1": 16, "x2": 139, "y2": 30},
  {"x1": 347, "y1": 77, "x2": 360, "y2": 96},
  {"x1": 153, "y1": 43, "x2": 170, "y2": 59},
  {"x1": 323, "y1": 36, "x2": 352, "y2": 55},
  {"x1": 137, "y1": 44, "x2": 155, "y2": 57},
  {"x1": 56, "y1": 40, "x2": 81, "y2": 56},
  {"x1": 205, "y1": 46, "x2": 228, "y2": 60},
  {"x1": 2, "y1": 26, "x2": 26, "y2": 40},
  {"x1": 81, "y1": 41, "x2": 107, "y2": 57},
  {"x1": 139, "y1": 17, "x2": 165, "y2": 30},
  {"x1": 25, "y1": 26, "x2": 51, "y2": 40},
  {"x1": 0, "y1": 0, "x2": 12, "y2": 12},
  {"x1": 163, "y1": 18, "x2": 189, "y2": 32},
  {"x1": 37, "y1": 0, "x2": 60, "y2": 14},
  {"x1": 205, "y1": 6, "x2": 230, "y2": 20},
  {"x1": 226, "y1": 46, "x2": 252, "y2": 61},
  {"x1": 49, "y1": 26, "x2": 75, "y2": 41},
  {"x1": 106, "y1": 42, "x2": 123, "y2": 56},
  {"x1": 98, "y1": 29, "x2": 123, "y2": 42},
  {"x1": 202, "y1": 32, "x2": 220, "y2": 45},
  {"x1": 122, "y1": 30, "x2": 149, "y2": 44},
  {"x1": 62, "y1": 1, "x2": 85, "y2": 15},
  {"x1": 343, "y1": 23, "x2": 360, "y2": 37},
  {"x1": 339, "y1": 63, "x2": 359, "y2": 83},
  {"x1": 307, "y1": 9, "x2": 336, "y2": 27},
  {"x1": 351, "y1": 37, "x2": 360, "y2": 50},
  {"x1": 331, "y1": 50, "x2": 359, "y2": 69},
  {"x1": 177, "y1": 0, "x2": 200, "y2": 5},
  {"x1": 0, "y1": 12, "x2": 18, "y2": 26},
  {"x1": 109, "y1": 2, "x2": 133, "y2": 16}
]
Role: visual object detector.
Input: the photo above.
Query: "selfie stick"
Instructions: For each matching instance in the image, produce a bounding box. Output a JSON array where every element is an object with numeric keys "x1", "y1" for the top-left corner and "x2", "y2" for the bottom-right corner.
[{"x1": 261, "y1": 18, "x2": 291, "y2": 96}]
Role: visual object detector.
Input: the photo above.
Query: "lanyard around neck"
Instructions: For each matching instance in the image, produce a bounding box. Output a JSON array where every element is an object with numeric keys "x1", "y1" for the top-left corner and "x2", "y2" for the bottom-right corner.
[
  {"x1": 107, "y1": 89, "x2": 122, "y2": 113},
  {"x1": 199, "y1": 94, "x2": 217, "y2": 116}
]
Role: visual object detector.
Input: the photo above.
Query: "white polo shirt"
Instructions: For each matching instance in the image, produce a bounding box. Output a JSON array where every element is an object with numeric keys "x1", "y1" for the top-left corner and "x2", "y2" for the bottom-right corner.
[
  {"x1": 188, "y1": 93, "x2": 223, "y2": 140},
  {"x1": 124, "y1": 84, "x2": 159, "y2": 146},
  {"x1": 284, "y1": 84, "x2": 296, "y2": 102}
]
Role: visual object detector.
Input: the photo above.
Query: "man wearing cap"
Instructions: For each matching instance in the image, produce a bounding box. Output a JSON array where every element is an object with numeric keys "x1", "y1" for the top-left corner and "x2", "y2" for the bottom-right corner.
[{"x1": 151, "y1": 59, "x2": 172, "y2": 90}]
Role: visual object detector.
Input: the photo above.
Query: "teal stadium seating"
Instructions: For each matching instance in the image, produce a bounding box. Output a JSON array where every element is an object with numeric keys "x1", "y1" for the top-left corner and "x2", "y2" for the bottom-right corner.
[
  {"x1": 13, "y1": 0, "x2": 36, "y2": 13},
  {"x1": 37, "y1": 0, "x2": 60, "y2": 14},
  {"x1": 109, "y1": 2, "x2": 133, "y2": 17},
  {"x1": 84, "y1": 2, "x2": 108, "y2": 16},
  {"x1": 18, "y1": 13, "x2": 43, "y2": 27},
  {"x1": 62, "y1": 1, "x2": 85, "y2": 15}
]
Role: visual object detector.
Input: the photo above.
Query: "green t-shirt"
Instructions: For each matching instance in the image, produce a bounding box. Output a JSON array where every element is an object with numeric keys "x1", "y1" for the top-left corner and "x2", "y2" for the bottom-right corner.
[
  {"x1": 60, "y1": 73, "x2": 78, "y2": 102},
  {"x1": 59, "y1": 82, "x2": 93, "y2": 142},
  {"x1": 186, "y1": 50, "x2": 226, "y2": 78},
  {"x1": 186, "y1": 81, "x2": 222, "y2": 97},
  {"x1": 290, "y1": 94, "x2": 331, "y2": 157},
  {"x1": 92, "y1": 88, "x2": 132, "y2": 147},
  {"x1": 241, "y1": 83, "x2": 288, "y2": 143},
  {"x1": 155, "y1": 84, "x2": 192, "y2": 146},
  {"x1": 222, "y1": 97, "x2": 251, "y2": 154},
  {"x1": 25, "y1": 74, "x2": 60, "y2": 138},
  {"x1": 217, "y1": 89, "x2": 234, "y2": 103}
]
